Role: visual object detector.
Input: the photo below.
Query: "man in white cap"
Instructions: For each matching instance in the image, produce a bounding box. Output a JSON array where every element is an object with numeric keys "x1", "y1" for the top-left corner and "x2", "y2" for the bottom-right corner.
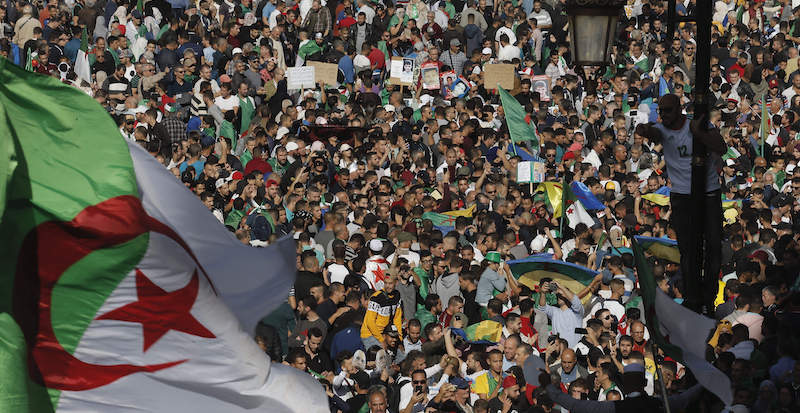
[{"x1": 364, "y1": 238, "x2": 389, "y2": 290}]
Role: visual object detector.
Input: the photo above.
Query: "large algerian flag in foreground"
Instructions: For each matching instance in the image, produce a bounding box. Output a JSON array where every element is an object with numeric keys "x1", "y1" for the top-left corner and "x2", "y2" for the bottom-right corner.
[
  {"x1": 0, "y1": 58, "x2": 326, "y2": 412},
  {"x1": 74, "y1": 28, "x2": 91, "y2": 85},
  {"x1": 508, "y1": 256, "x2": 598, "y2": 303},
  {"x1": 498, "y1": 86, "x2": 539, "y2": 146},
  {"x1": 632, "y1": 238, "x2": 732, "y2": 406}
]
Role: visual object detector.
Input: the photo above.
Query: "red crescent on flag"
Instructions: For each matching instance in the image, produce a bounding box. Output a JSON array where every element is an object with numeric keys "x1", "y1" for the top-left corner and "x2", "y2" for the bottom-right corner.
[{"x1": 12, "y1": 195, "x2": 215, "y2": 391}]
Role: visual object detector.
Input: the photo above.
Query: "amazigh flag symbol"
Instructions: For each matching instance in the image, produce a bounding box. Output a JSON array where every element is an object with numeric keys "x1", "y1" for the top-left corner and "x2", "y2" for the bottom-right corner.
[{"x1": 0, "y1": 58, "x2": 326, "y2": 412}]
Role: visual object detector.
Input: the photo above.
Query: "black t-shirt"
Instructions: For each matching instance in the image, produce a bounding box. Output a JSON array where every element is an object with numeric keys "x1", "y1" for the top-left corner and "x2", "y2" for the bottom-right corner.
[
  {"x1": 487, "y1": 395, "x2": 530, "y2": 413},
  {"x1": 316, "y1": 298, "x2": 339, "y2": 323},
  {"x1": 295, "y1": 270, "x2": 324, "y2": 301},
  {"x1": 306, "y1": 348, "x2": 333, "y2": 374}
]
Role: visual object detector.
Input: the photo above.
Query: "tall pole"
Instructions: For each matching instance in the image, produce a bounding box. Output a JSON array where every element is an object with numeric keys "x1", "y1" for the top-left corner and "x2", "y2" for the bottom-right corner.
[{"x1": 691, "y1": 0, "x2": 713, "y2": 316}]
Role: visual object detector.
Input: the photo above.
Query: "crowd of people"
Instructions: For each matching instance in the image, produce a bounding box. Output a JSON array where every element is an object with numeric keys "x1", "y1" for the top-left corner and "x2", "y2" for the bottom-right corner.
[{"x1": 4, "y1": 0, "x2": 800, "y2": 411}]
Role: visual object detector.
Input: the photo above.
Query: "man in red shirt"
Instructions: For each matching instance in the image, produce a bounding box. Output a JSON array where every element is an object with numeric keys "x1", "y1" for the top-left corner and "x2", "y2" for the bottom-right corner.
[{"x1": 367, "y1": 42, "x2": 385, "y2": 70}]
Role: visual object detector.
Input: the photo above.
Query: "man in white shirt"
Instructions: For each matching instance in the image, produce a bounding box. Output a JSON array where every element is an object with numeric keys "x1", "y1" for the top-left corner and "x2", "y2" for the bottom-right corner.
[
  {"x1": 495, "y1": 17, "x2": 517, "y2": 45},
  {"x1": 497, "y1": 33, "x2": 520, "y2": 62},
  {"x1": 214, "y1": 83, "x2": 239, "y2": 112}
]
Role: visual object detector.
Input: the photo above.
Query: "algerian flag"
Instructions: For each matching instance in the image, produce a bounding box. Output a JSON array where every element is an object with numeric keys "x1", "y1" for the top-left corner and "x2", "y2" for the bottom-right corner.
[
  {"x1": 498, "y1": 86, "x2": 539, "y2": 145},
  {"x1": 74, "y1": 28, "x2": 92, "y2": 85},
  {"x1": 536, "y1": 181, "x2": 603, "y2": 220},
  {"x1": 565, "y1": 200, "x2": 594, "y2": 229},
  {"x1": 632, "y1": 238, "x2": 733, "y2": 406},
  {"x1": 0, "y1": 58, "x2": 326, "y2": 413}
]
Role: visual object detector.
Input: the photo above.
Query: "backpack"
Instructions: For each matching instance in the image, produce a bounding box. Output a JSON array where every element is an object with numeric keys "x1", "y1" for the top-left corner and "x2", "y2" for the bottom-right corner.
[{"x1": 387, "y1": 377, "x2": 411, "y2": 412}]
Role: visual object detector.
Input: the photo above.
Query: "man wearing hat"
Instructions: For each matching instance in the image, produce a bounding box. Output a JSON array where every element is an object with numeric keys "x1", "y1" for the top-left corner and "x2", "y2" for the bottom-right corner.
[
  {"x1": 487, "y1": 375, "x2": 529, "y2": 412},
  {"x1": 360, "y1": 272, "x2": 402, "y2": 349},
  {"x1": 440, "y1": 37, "x2": 467, "y2": 77},
  {"x1": 364, "y1": 238, "x2": 390, "y2": 290},
  {"x1": 476, "y1": 251, "x2": 518, "y2": 307},
  {"x1": 388, "y1": 231, "x2": 420, "y2": 267}
]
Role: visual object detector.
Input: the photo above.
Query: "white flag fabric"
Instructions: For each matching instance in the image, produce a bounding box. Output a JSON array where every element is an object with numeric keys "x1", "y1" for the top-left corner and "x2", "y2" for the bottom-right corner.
[
  {"x1": 565, "y1": 200, "x2": 594, "y2": 229},
  {"x1": 74, "y1": 49, "x2": 91, "y2": 85},
  {"x1": 654, "y1": 289, "x2": 733, "y2": 406},
  {"x1": 54, "y1": 142, "x2": 327, "y2": 412}
]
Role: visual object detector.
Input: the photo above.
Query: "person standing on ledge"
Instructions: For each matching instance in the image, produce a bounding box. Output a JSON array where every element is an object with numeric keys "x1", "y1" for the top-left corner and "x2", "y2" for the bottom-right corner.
[{"x1": 635, "y1": 94, "x2": 727, "y2": 314}]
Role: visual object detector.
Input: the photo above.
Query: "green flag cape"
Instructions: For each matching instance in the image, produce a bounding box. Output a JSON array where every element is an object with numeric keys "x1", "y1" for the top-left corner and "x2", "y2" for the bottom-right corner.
[{"x1": 498, "y1": 86, "x2": 539, "y2": 145}]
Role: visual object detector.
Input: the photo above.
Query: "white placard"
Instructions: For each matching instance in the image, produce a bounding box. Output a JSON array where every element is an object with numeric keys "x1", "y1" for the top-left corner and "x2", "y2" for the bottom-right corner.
[{"x1": 287, "y1": 66, "x2": 316, "y2": 89}]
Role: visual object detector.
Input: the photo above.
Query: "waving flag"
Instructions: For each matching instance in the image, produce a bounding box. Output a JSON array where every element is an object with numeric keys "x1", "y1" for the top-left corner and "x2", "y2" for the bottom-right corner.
[
  {"x1": 0, "y1": 59, "x2": 326, "y2": 413},
  {"x1": 632, "y1": 239, "x2": 733, "y2": 406},
  {"x1": 422, "y1": 205, "x2": 476, "y2": 233},
  {"x1": 508, "y1": 256, "x2": 598, "y2": 303},
  {"x1": 499, "y1": 86, "x2": 539, "y2": 145},
  {"x1": 463, "y1": 320, "x2": 503, "y2": 343},
  {"x1": 634, "y1": 235, "x2": 680, "y2": 264},
  {"x1": 74, "y1": 28, "x2": 92, "y2": 85},
  {"x1": 537, "y1": 181, "x2": 603, "y2": 226}
]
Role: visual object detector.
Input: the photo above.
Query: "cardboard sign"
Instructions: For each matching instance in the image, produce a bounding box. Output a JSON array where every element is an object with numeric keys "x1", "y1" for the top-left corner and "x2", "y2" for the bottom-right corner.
[
  {"x1": 517, "y1": 161, "x2": 546, "y2": 183},
  {"x1": 531, "y1": 75, "x2": 551, "y2": 102},
  {"x1": 420, "y1": 62, "x2": 440, "y2": 90},
  {"x1": 308, "y1": 61, "x2": 339, "y2": 85},
  {"x1": 484, "y1": 63, "x2": 515, "y2": 90},
  {"x1": 390, "y1": 56, "x2": 415, "y2": 85},
  {"x1": 286, "y1": 66, "x2": 315, "y2": 89}
]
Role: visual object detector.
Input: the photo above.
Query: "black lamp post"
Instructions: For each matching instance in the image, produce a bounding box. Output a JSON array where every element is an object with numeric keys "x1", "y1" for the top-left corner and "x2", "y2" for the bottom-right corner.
[{"x1": 565, "y1": 0, "x2": 626, "y2": 66}]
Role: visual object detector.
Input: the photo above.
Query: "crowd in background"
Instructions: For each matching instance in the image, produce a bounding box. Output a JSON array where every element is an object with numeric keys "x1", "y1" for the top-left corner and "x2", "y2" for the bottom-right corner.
[{"x1": 4, "y1": 0, "x2": 800, "y2": 411}]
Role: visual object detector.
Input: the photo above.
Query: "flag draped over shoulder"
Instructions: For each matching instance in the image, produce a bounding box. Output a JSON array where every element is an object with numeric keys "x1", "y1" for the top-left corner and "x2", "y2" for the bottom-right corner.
[
  {"x1": 632, "y1": 238, "x2": 733, "y2": 406},
  {"x1": 508, "y1": 256, "x2": 598, "y2": 303},
  {"x1": 74, "y1": 28, "x2": 92, "y2": 84},
  {"x1": 0, "y1": 58, "x2": 326, "y2": 413},
  {"x1": 499, "y1": 86, "x2": 539, "y2": 146}
]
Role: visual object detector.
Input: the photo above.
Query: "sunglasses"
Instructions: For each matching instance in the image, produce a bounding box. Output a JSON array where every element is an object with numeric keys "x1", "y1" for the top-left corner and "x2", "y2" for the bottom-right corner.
[{"x1": 412, "y1": 380, "x2": 426, "y2": 384}]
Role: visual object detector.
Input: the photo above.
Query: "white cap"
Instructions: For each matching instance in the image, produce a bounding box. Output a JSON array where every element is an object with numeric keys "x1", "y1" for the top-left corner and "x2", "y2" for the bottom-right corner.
[
  {"x1": 420, "y1": 94, "x2": 434, "y2": 106},
  {"x1": 215, "y1": 178, "x2": 228, "y2": 188},
  {"x1": 384, "y1": 104, "x2": 396, "y2": 112},
  {"x1": 369, "y1": 239, "x2": 383, "y2": 252},
  {"x1": 285, "y1": 141, "x2": 300, "y2": 152},
  {"x1": 725, "y1": 158, "x2": 736, "y2": 167},
  {"x1": 786, "y1": 163, "x2": 796, "y2": 174},
  {"x1": 232, "y1": 47, "x2": 243, "y2": 55},
  {"x1": 530, "y1": 234, "x2": 547, "y2": 252},
  {"x1": 482, "y1": 47, "x2": 492, "y2": 55},
  {"x1": 339, "y1": 143, "x2": 352, "y2": 152},
  {"x1": 311, "y1": 141, "x2": 325, "y2": 152}
]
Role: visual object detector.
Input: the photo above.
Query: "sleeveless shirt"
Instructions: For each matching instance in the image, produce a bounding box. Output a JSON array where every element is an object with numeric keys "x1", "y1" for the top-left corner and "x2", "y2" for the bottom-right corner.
[{"x1": 653, "y1": 120, "x2": 721, "y2": 195}]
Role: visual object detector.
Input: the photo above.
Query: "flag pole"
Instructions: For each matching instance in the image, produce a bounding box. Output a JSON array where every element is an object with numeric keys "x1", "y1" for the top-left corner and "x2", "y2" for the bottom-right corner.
[
  {"x1": 650, "y1": 341, "x2": 673, "y2": 413},
  {"x1": 559, "y1": 176, "x2": 567, "y2": 239},
  {"x1": 760, "y1": 93, "x2": 767, "y2": 158}
]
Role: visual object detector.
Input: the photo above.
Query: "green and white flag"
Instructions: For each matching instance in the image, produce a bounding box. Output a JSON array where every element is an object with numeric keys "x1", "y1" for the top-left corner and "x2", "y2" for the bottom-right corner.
[
  {"x1": 74, "y1": 28, "x2": 92, "y2": 85},
  {"x1": 631, "y1": 238, "x2": 733, "y2": 406},
  {"x1": 0, "y1": 58, "x2": 326, "y2": 413},
  {"x1": 498, "y1": 86, "x2": 539, "y2": 145}
]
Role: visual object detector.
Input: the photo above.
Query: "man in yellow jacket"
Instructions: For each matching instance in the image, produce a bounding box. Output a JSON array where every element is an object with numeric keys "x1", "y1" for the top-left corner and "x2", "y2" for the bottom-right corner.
[{"x1": 361, "y1": 274, "x2": 403, "y2": 349}]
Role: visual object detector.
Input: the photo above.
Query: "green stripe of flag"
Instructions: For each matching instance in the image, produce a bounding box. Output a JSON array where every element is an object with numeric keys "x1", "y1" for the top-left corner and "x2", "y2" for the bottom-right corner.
[{"x1": 498, "y1": 86, "x2": 539, "y2": 146}]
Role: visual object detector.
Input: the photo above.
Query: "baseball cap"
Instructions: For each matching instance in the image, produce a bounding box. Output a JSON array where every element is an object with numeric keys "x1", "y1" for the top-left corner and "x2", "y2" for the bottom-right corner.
[
  {"x1": 383, "y1": 324, "x2": 400, "y2": 337},
  {"x1": 484, "y1": 251, "x2": 502, "y2": 263},
  {"x1": 397, "y1": 231, "x2": 416, "y2": 243},
  {"x1": 232, "y1": 47, "x2": 243, "y2": 55},
  {"x1": 450, "y1": 38, "x2": 461, "y2": 47},
  {"x1": 285, "y1": 141, "x2": 300, "y2": 152},
  {"x1": 502, "y1": 376, "x2": 518, "y2": 389},
  {"x1": 450, "y1": 377, "x2": 470, "y2": 390},
  {"x1": 482, "y1": 47, "x2": 492, "y2": 55},
  {"x1": 384, "y1": 104, "x2": 396, "y2": 112},
  {"x1": 315, "y1": 32, "x2": 323, "y2": 39},
  {"x1": 339, "y1": 143, "x2": 352, "y2": 152},
  {"x1": 769, "y1": 78, "x2": 779, "y2": 88}
]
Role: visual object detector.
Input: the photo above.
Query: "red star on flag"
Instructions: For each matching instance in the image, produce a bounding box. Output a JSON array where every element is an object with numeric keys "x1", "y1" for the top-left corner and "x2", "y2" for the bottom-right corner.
[
  {"x1": 372, "y1": 266, "x2": 387, "y2": 284},
  {"x1": 97, "y1": 268, "x2": 216, "y2": 352},
  {"x1": 566, "y1": 207, "x2": 574, "y2": 215}
]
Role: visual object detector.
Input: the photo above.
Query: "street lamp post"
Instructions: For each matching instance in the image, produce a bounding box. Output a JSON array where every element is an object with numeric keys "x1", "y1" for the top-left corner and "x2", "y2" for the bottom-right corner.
[{"x1": 666, "y1": 0, "x2": 716, "y2": 316}]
